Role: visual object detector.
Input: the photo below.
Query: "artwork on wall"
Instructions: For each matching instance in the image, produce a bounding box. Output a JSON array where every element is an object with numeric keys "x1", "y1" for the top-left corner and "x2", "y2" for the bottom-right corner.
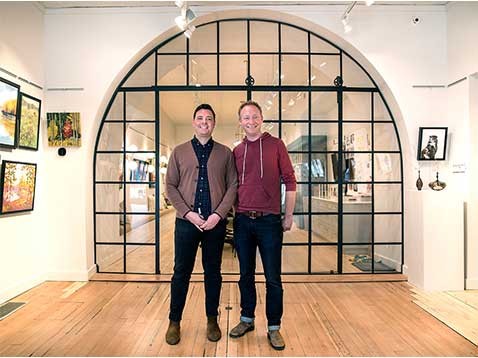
[
  {"x1": 417, "y1": 127, "x2": 448, "y2": 161},
  {"x1": 47, "y1": 112, "x2": 82, "y2": 147},
  {"x1": 0, "y1": 77, "x2": 20, "y2": 148},
  {"x1": 18, "y1": 93, "x2": 41, "y2": 151},
  {"x1": 0, "y1": 160, "x2": 37, "y2": 214}
]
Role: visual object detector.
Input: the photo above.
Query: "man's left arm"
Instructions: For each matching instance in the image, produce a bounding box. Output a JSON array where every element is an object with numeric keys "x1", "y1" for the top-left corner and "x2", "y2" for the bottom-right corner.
[{"x1": 278, "y1": 140, "x2": 297, "y2": 231}]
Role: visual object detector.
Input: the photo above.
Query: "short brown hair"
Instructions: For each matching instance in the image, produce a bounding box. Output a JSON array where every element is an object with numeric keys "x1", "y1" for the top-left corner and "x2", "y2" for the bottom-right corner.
[
  {"x1": 238, "y1": 100, "x2": 262, "y2": 117},
  {"x1": 193, "y1": 103, "x2": 216, "y2": 120}
]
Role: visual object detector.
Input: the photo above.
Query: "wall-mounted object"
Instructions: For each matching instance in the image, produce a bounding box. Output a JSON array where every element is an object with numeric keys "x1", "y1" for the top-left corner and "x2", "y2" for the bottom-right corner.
[
  {"x1": 17, "y1": 93, "x2": 41, "y2": 151},
  {"x1": 0, "y1": 77, "x2": 20, "y2": 148},
  {"x1": 416, "y1": 170, "x2": 423, "y2": 191},
  {"x1": 0, "y1": 160, "x2": 37, "y2": 214},
  {"x1": 428, "y1": 171, "x2": 446, "y2": 191},
  {"x1": 47, "y1": 112, "x2": 81, "y2": 147},
  {"x1": 417, "y1": 127, "x2": 448, "y2": 160}
]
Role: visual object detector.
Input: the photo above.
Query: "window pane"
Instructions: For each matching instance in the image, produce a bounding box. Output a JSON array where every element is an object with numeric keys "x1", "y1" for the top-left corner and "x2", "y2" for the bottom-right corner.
[
  {"x1": 126, "y1": 123, "x2": 155, "y2": 151},
  {"x1": 220, "y1": 21, "x2": 247, "y2": 52},
  {"x1": 343, "y1": 123, "x2": 371, "y2": 151},
  {"x1": 105, "y1": 93, "x2": 123, "y2": 121},
  {"x1": 126, "y1": 184, "x2": 154, "y2": 213},
  {"x1": 190, "y1": 55, "x2": 217, "y2": 85},
  {"x1": 252, "y1": 92, "x2": 279, "y2": 121},
  {"x1": 311, "y1": 186, "x2": 338, "y2": 211},
  {"x1": 157, "y1": 35, "x2": 185, "y2": 53},
  {"x1": 311, "y1": 55, "x2": 340, "y2": 86},
  {"x1": 124, "y1": 54, "x2": 155, "y2": 87},
  {"x1": 282, "y1": 92, "x2": 308, "y2": 121},
  {"x1": 290, "y1": 153, "x2": 308, "y2": 182},
  {"x1": 283, "y1": 246, "x2": 308, "y2": 273},
  {"x1": 311, "y1": 35, "x2": 339, "y2": 54},
  {"x1": 283, "y1": 215, "x2": 308, "y2": 243},
  {"x1": 157, "y1": 55, "x2": 186, "y2": 85},
  {"x1": 220, "y1": 55, "x2": 247, "y2": 85},
  {"x1": 311, "y1": 92, "x2": 337, "y2": 120},
  {"x1": 262, "y1": 122, "x2": 278, "y2": 137},
  {"x1": 375, "y1": 215, "x2": 401, "y2": 243},
  {"x1": 373, "y1": 244, "x2": 401, "y2": 272},
  {"x1": 375, "y1": 184, "x2": 401, "y2": 212},
  {"x1": 311, "y1": 214, "x2": 337, "y2": 242},
  {"x1": 126, "y1": 92, "x2": 155, "y2": 120},
  {"x1": 312, "y1": 246, "x2": 337, "y2": 273},
  {"x1": 374, "y1": 93, "x2": 392, "y2": 121},
  {"x1": 342, "y1": 54, "x2": 374, "y2": 87},
  {"x1": 320, "y1": 153, "x2": 339, "y2": 183},
  {"x1": 250, "y1": 21, "x2": 278, "y2": 52},
  {"x1": 96, "y1": 214, "x2": 124, "y2": 243},
  {"x1": 126, "y1": 156, "x2": 155, "y2": 182},
  {"x1": 97, "y1": 123, "x2": 124, "y2": 151},
  {"x1": 374, "y1": 123, "x2": 399, "y2": 151},
  {"x1": 283, "y1": 184, "x2": 309, "y2": 213},
  {"x1": 310, "y1": 155, "x2": 328, "y2": 182},
  {"x1": 312, "y1": 123, "x2": 337, "y2": 151},
  {"x1": 281, "y1": 25, "x2": 308, "y2": 52},
  {"x1": 96, "y1": 184, "x2": 123, "y2": 212},
  {"x1": 343, "y1": 214, "x2": 372, "y2": 243},
  {"x1": 343, "y1": 245, "x2": 372, "y2": 273},
  {"x1": 96, "y1": 153, "x2": 123, "y2": 181},
  {"x1": 250, "y1": 55, "x2": 279, "y2": 85},
  {"x1": 341, "y1": 153, "x2": 372, "y2": 182},
  {"x1": 189, "y1": 23, "x2": 217, "y2": 53},
  {"x1": 126, "y1": 245, "x2": 155, "y2": 273},
  {"x1": 343, "y1": 92, "x2": 371, "y2": 121},
  {"x1": 97, "y1": 245, "x2": 124, "y2": 272},
  {"x1": 282, "y1": 55, "x2": 308, "y2": 85},
  {"x1": 374, "y1": 153, "x2": 401, "y2": 181},
  {"x1": 283, "y1": 122, "x2": 308, "y2": 150},
  {"x1": 126, "y1": 216, "x2": 155, "y2": 243}
]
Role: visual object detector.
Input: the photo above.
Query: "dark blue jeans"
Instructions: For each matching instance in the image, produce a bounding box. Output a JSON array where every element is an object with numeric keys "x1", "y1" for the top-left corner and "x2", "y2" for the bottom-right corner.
[
  {"x1": 233, "y1": 213, "x2": 283, "y2": 328},
  {"x1": 169, "y1": 218, "x2": 226, "y2": 322}
]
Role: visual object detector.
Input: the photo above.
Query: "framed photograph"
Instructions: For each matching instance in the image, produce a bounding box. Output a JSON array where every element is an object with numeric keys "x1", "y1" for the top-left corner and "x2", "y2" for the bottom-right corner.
[
  {"x1": 0, "y1": 77, "x2": 20, "y2": 148},
  {"x1": 0, "y1": 160, "x2": 37, "y2": 214},
  {"x1": 417, "y1": 127, "x2": 448, "y2": 161},
  {"x1": 47, "y1": 112, "x2": 81, "y2": 147},
  {"x1": 18, "y1": 93, "x2": 41, "y2": 151}
]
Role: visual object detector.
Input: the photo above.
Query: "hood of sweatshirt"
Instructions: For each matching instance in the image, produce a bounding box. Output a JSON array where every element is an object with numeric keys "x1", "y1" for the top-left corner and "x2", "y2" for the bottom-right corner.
[{"x1": 240, "y1": 132, "x2": 272, "y2": 184}]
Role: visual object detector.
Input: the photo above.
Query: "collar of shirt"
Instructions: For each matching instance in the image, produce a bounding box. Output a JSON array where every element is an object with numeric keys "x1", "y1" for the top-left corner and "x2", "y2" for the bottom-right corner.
[{"x1": 192, "y1": 136, "x2": 214, "y2": 148}]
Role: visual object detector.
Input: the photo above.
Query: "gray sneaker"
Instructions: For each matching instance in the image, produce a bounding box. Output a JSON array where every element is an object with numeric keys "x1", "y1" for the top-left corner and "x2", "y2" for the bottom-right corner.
[
  {"x1": 229, "y1": 321, "x2": 255, "y2": 338},
  {"x1": 267, "y1": 330, "x2": 285, "y2": 350}
]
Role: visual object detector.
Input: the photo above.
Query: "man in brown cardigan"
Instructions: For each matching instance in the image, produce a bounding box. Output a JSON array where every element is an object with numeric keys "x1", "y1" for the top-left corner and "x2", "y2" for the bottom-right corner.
[{"x1": 165, "y1": 104, "x2": 237, "y2": 345}]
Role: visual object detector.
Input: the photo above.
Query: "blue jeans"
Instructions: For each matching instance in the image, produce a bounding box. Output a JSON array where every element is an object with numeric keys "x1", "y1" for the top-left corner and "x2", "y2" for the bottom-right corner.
[
  {"x1": 233, "y1": 213, "x2": 283, "y2": 328},
  {"x1": 169, "y1": 218, "x2": 226, "y2": 322}
]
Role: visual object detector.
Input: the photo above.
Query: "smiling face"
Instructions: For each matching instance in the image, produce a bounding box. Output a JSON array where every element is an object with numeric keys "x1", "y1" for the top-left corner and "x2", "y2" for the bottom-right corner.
[
  {"x1": 239, "y1": 104, "x2": 263, "y2": 140},
  {"x1": 192, "y1": 108, "x2": 215, "y2": 139}
]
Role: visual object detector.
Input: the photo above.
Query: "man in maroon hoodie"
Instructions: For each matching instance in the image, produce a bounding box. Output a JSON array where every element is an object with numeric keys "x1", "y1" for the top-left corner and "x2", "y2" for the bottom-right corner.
[{"x1": 229, "y1": 100, "x2": 296, "y2": 350}]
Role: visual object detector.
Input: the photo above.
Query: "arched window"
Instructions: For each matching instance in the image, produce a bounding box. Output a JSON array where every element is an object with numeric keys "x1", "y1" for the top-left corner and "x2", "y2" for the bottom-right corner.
[{"x1": 94, "y1": 19, "x2": 403, "y2": 275}]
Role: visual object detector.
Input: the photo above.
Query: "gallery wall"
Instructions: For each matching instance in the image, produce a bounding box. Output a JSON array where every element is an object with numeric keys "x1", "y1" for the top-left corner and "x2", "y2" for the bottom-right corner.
[{"x1": 0, "y1": 2, "x2": 47, "y2": 304}]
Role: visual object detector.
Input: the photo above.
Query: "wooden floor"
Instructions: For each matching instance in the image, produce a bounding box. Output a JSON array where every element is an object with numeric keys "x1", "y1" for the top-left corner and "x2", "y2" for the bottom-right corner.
[{"x1": 1, "y1": 281, "x2": 477, "y2": 356}]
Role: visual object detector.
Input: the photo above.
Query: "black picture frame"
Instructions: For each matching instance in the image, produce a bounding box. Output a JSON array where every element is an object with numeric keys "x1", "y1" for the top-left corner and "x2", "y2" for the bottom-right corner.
[
  {"x1": 17, "y1": 93, "x2": 41, "y2": 151},
  {"x1": 0, "y1": 160, "x2": 37, "y2": 215},
  {"x1": 0, "y1": 77, "x2": 20, "y2": 149},
  {"x1": 417, "y1": 127, "x2": 448, "y2": 161}
]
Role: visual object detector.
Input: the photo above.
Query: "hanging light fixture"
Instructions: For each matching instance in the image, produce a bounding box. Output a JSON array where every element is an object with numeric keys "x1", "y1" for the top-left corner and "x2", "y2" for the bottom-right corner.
[
  {"x1": 341, "y1": 1, "x2": 357, "y2": 34},
  {"x1": 174, "y1": 1, "x2": 197, "y2": 38}
]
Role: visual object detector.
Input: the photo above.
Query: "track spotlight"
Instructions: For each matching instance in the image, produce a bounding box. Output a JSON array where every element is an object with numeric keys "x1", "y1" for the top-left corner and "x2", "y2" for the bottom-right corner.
[
  {"x1": 174, "y1": 3, "x2": 197, "y2": 38},
  {"x1": 365, "y1": 0, "x2": 374, "y2": 6},
  {"x1": 341, "y1": 1, "x2": 357, "y2": 34},
  {"x1": 184, "y1": 24, "x2": 196, "y2": 38}
]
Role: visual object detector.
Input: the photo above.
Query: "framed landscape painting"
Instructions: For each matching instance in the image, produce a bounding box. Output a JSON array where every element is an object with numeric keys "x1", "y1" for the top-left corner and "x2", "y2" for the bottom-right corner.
[
  {"x1": 18, "y1": 93, "x2": 41, "y2": 151},
  {"x1": 0, "y1": 77, "x2": 20, "y2": 148},
  {"x1": 47, "y1": 112, "x2": 81, "y2": 147},
  {"x1": 0, "y1": 160, "x2": 37, "y2": 214}
]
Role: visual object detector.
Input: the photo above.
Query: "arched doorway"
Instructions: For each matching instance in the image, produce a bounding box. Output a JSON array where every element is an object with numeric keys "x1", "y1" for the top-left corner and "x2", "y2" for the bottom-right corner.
[{"x1": 93, "y1": 18, "x2": 403, "y2": 276}]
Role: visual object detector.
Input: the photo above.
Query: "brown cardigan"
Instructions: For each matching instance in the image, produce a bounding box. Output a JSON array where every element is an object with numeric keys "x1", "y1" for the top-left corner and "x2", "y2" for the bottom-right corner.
[{"x1": 165, "y1": 139, "x2": 238, "y2": 219}]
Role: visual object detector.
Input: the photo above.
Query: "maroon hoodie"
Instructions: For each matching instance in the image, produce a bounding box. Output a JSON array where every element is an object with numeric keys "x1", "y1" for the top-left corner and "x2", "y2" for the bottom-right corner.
[{"x1": 233, "y1": 132, "x2": 297, "y2": 214}]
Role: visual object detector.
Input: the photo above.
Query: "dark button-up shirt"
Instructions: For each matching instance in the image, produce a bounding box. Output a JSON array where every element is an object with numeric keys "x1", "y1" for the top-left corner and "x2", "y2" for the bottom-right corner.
[{"x1": 191, "y1": 136, "x2": 213, "y2": 218}]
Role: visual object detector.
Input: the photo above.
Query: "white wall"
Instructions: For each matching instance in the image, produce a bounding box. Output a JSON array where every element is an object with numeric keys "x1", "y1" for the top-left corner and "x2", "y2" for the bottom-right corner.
[
  {"x1": 0, "y1": 2, "x2": 46, "y2": 303},
  {"x1": 447, "y1": 2, "x2": 478, "y2": 289}
]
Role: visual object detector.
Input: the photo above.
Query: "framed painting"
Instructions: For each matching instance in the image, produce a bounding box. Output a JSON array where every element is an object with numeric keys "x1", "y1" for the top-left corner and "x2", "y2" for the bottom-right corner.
[
  {"x1": 0, "y1": 77, "x2": 20, "y2": 148},
  {"x1": 417, "y1": 127, "x2": 448, "y2": 161},
  {"x1": 0, "y1": 160, "x2": 37, "y2": 214},
  {"x1": 18, "y1": 93, "x2": 41, "y2": 151},
  {"x1": 47, "y1": 112, "x2": 81, "y2": 147}
]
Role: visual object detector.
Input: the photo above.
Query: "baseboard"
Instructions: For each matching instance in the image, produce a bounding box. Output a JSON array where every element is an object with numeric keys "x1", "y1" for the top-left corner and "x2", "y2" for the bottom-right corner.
[
  {"x1": 47, "y1": 269, "x2": 91, "y2": 282},
  {"x1": 0, "y1": 274, "x2": 46, "y2": 305},
  {"x1": 465, "y1": 278, "x2": 478, "y2": 289},
  {"x1": 87, "y1": 264, "x2": 97, "y2": 279}
]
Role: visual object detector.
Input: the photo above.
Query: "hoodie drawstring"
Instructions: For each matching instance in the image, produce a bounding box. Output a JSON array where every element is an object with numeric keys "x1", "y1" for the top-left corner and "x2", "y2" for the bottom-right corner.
[
  {"x1": 241, "y1": 137, "x2": 264, "y2": 184},
  {"x1": 259, "y1": 137, "x2": 263, "y2": 179},
  {"x1": 241, "y1": 142, "x2": 248, "y2": 184}
]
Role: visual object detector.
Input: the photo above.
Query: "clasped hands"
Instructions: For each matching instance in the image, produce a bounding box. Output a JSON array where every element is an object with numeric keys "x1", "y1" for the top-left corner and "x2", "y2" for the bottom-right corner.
[{"x1": 185, "y1": 211, "x2": 221, "y2": 231}]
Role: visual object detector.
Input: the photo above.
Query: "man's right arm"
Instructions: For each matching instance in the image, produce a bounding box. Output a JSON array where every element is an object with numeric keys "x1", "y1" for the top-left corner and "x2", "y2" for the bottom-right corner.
[{"x1": 165, "y1": 149, "x2": 191, "y2": 218}]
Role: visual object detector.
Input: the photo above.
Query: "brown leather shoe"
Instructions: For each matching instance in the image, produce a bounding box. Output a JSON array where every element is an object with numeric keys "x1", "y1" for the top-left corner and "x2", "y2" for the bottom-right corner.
[
  {"x1": 207, "y1": 316, "x2": 222, "y2": 342},
  {"x1": 267, "y1": 330, "x2": 285, "y2": 350},
  {"x1": 165, "y1": 320, "x2": 180, "y2": 345},
  {"x1": 229, "y1": 321, "x2": 255, "y2": 338}
]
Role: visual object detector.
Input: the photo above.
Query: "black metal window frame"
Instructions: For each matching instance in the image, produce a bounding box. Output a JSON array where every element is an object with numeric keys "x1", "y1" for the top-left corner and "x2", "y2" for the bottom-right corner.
[{"x1": 93, "y1": 18, "x2": 404, "y2": 275}]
